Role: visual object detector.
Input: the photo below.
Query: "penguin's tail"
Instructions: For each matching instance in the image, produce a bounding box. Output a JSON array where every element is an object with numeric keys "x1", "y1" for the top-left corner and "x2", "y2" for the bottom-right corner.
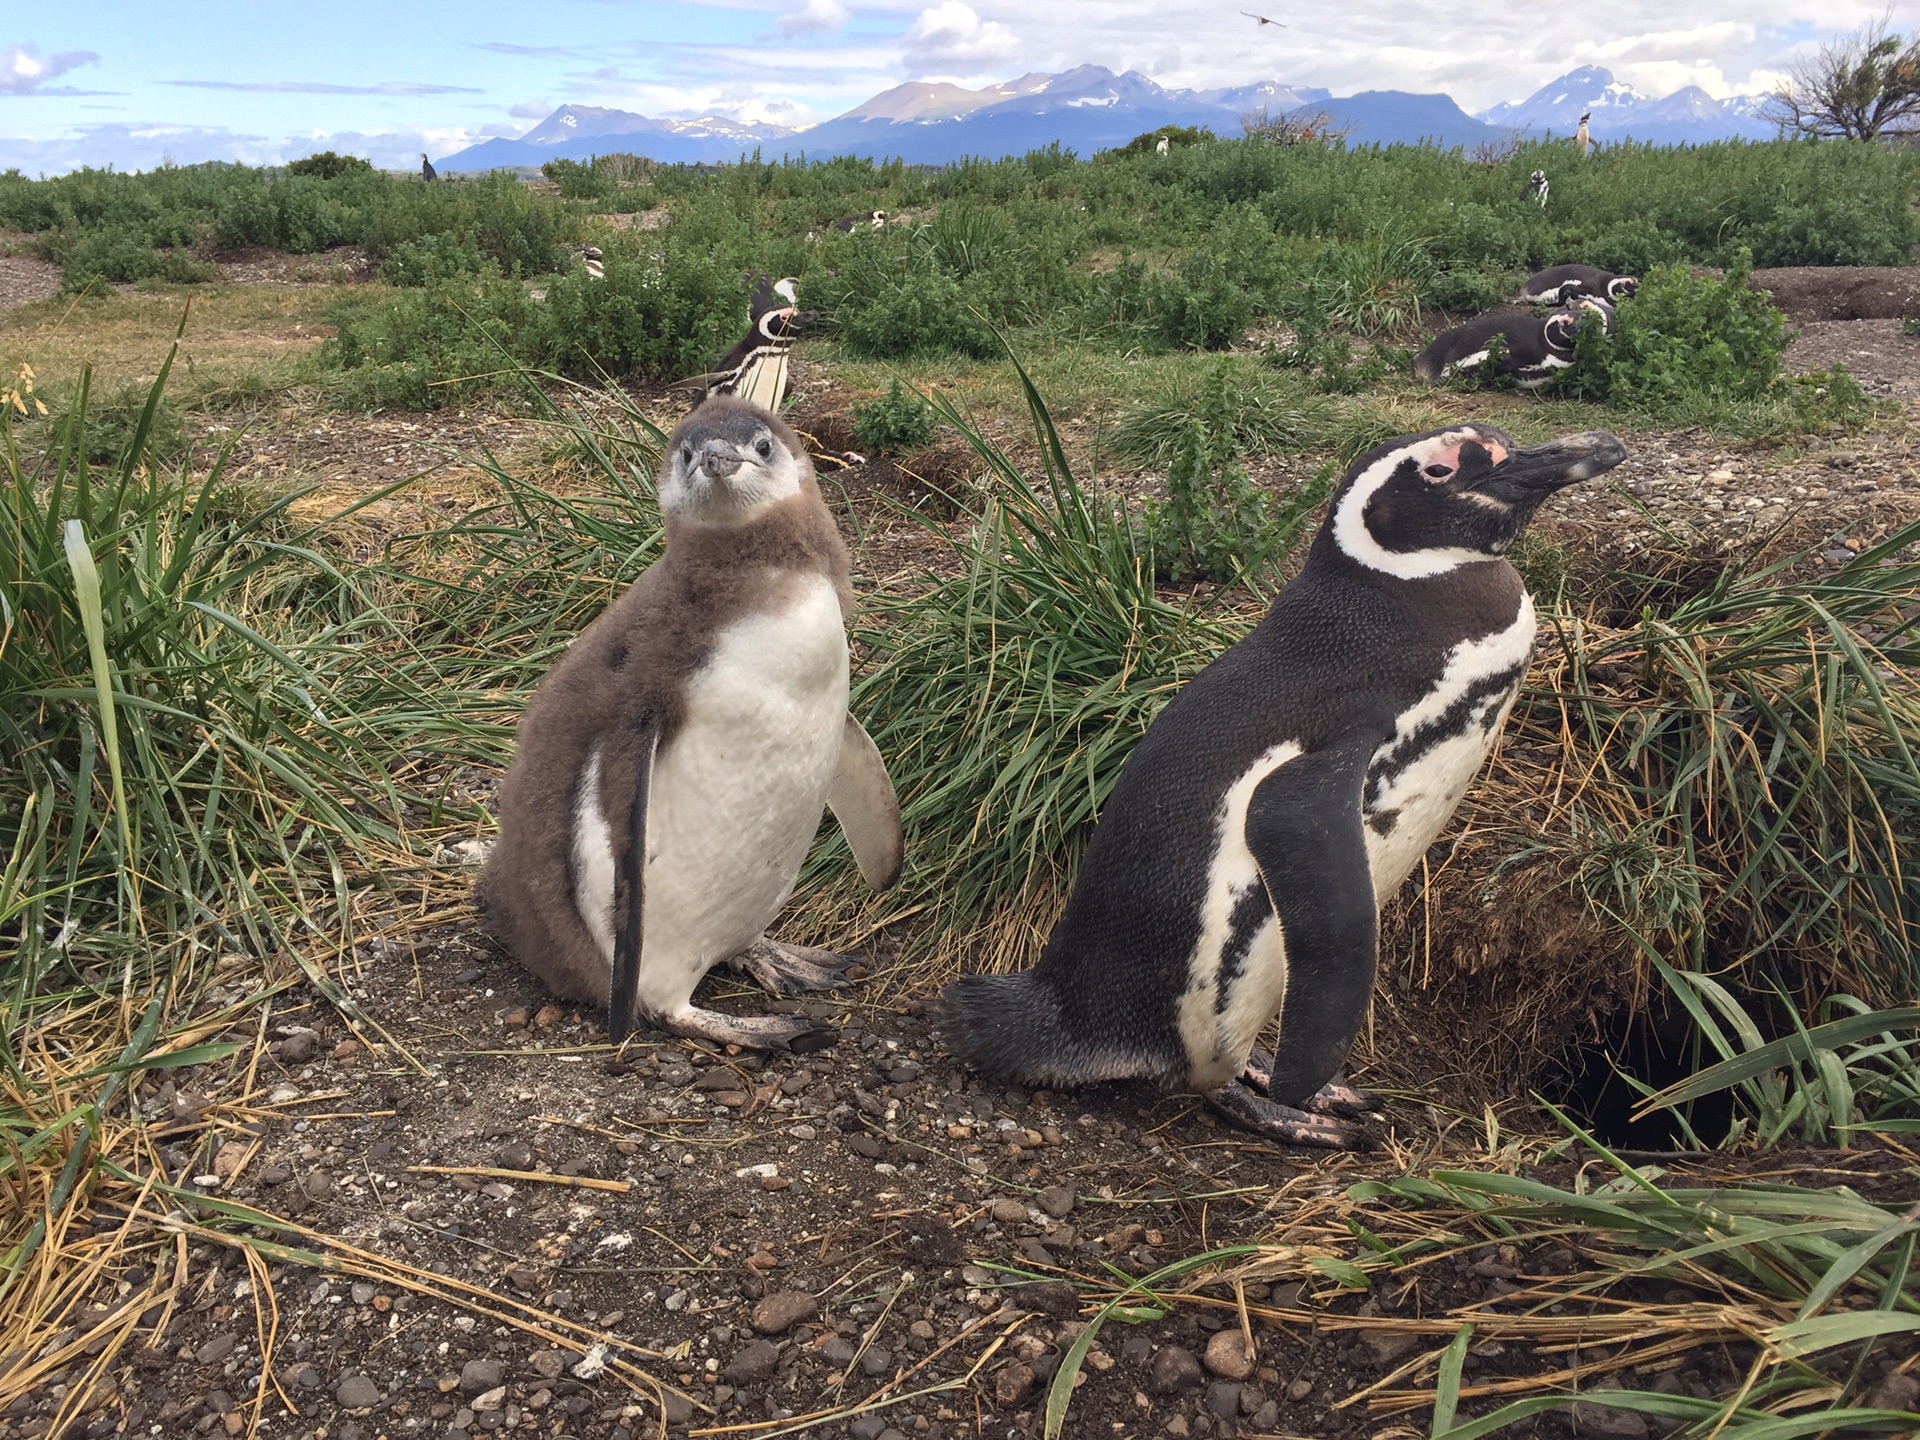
[{"x1": 936, "y1": 973, "x2": 1150, "y2": 1088}]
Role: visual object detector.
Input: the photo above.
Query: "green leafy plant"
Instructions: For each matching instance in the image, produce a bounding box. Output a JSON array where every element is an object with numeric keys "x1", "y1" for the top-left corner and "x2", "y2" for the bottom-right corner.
[
  {"x1": 285, "y1": 151, "x2": 373, "y2": 180},
  {"x1": 1143, "y1": 360, "x2": 1307, "y2": 585},
  {"x1": 852, "y1": 380, "x2": 937, "y2": 455}
]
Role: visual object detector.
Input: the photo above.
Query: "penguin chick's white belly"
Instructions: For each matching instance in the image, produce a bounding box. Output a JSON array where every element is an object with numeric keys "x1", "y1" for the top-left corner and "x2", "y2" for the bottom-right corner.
[
  {"x1": 1180, "y1": 600, "x2": 1537, "y2": 1088},
  {"x1": 1362, "y1": 597, "x2": 1537, "y2": 899},
  {"x1": 585, "y1": 577, "x2": 850, "y2": 1016}
]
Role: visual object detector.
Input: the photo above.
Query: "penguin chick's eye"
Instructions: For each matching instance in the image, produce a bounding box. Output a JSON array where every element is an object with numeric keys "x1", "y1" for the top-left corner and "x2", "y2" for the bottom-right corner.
[
  {"x1": 754, "y1": 436, "x2": 773, "y2": 459},
  {"x1": 680, "y1": 443, "x2": 694, "y2": 468}
]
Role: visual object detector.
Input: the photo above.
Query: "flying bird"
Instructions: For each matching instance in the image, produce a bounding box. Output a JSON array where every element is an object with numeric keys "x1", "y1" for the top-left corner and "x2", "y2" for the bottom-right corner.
[
  {"x1": 420, "y1": 153, "x2": 437, "y2": 182},
  {"x1": 1242, "y1": 10, "x2": 1286, "y2": 24}
]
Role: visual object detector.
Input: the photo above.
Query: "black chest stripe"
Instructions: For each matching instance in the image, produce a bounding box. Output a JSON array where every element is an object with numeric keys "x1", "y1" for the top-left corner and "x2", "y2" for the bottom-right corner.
[{"x1": 1363, "y1": 662, "x2": 1526, "y2": 811}]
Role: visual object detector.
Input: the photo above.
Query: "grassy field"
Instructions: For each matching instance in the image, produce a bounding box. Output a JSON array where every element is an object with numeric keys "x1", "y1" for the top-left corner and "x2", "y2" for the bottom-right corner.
[{"x1": 2, "y1": 137, "x2": 1919, "y2": 1439}]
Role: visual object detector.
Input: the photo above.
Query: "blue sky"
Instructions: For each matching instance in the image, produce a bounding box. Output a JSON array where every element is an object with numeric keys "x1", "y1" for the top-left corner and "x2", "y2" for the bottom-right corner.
[{"x1": 0, "y1": 3, "x2": 1885, "y2": 174}]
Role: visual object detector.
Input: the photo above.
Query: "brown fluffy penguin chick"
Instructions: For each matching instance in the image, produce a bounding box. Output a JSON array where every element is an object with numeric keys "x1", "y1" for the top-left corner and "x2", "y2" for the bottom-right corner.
[{"x1": 479, "y1": 395, "x2": 903, "y2": 1051}]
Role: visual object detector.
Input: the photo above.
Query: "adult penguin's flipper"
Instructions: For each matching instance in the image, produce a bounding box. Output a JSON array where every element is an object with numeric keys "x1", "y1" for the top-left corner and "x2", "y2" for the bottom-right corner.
[
  {"x1": 608, "y1": 728, "x2": 657, "y2": 1045},
  {"x1": 1241, "y1": 730, "x2": 1380, "y2": 1106},
  {"x1": 826, "y1": 713, "x2": 903, "y2": 890}
]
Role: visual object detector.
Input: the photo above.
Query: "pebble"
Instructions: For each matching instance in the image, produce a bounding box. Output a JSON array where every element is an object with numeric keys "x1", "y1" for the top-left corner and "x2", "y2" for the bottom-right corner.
[
  {"x1": 1287, "y1": 1377, "x2": 1312, "y2": 1401},
  {"x1": 277, "y1": 1033, "x2": 317, "y2": 1064},
  {"x1": 1203, "y1": 1330, "x2": 1254, "y2": 1380},
  {"x1": 847, "y1": 1133, "x2": 883, "y2": 1159},
  {"x1": 1034, "y1": 1185, "x2": 1076, "y2": 1217},
  {"x1": 493, "y1": 1142, "x2": 533, "y2": 1170},
  {"x1": 195, "y1": 1334, "x2": 236, "y2": 1365},
  {"x1": 1362, "y1": 1329, "x2": 1418, "y2": 1363},
  {"x1": 469, "y1": 1386, "x2": 506, "y2": 1413},
  {"x1": 1570, "y1": 1393, "x2": 1649, "y2": 1440},
  {"x1": 750, "y1": 1290, "x2": 818, "y2": 1335},
  {"x1": 335, "y1": 1374, "x2": 382, "y2": 1409},
  {"x1": 1205, "y1": 1381, "x2": 1241, "y2": 1419},
  {"x1": 989, "y1": 1199, "x2": 1028, "y2": 1225},
  {"x1": 1150, "y1": 1345, "x2": 1203, "y2": 1394},
  {"x1": 851, "y1": 1417, "x2": 889, "y2": 1440},
  {"x1": 459, "y1": 1358, "x2": 502, "y2": 1395},
  {"x1": 527, "y1": 1351, "x2": 565, "y2": 1381},
  {"x1": 1871, "y1": 1373, "x2": 1920, "y2": 1412},
  {"x1": 861, "y1": 1347, "x2": 891, "y2": 1376},
  {"x1": 661, "y1": 1392, "x2": 695, "y2": 1425},
  {"x1": 1251, "y1": 1400, "x2": 1280, "y2": 1428},
  {"x1": 723, "y1": 1340, "x2": 779, "y2": 1384},
  {"x1": 994, "y1": 1361, "x2": 1036, "y2": 1406},
  {"x1": 293, "y1": 1365, "x2": 322, "y2": 1390}
]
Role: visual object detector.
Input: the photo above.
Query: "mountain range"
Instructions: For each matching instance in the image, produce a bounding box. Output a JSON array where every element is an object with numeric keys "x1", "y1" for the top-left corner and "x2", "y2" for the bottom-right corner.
[{"x1": 436, "y1": 65, "x2": 1774, "y2": 172}]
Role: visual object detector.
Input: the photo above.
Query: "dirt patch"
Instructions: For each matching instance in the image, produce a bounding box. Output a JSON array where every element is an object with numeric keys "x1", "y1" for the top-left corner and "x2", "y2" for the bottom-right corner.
[
  {"x1": 0, "y1": 249, "x2": 61, "y2": 310},
  {"x1": 1785, "y1": 317, "x2": 1920, "y2": 400},
  {"x1": 1750, "y1": 266, "x2": 1920, "y2": 322},
  {"x1": 208, "y1": 245, "x2": 373, "y2": 287}
]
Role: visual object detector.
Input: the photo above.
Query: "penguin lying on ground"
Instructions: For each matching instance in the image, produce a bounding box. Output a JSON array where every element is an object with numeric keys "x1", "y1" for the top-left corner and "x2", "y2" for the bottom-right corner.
[
  {"x1": 674, "y1": 274, "x2": 812, "y2": 412},
  {"x1": 481, "y1": 396, "x2": 904, "y2": 1051},
  {"x1": 1523, "y1": 169, "x2": 1549, "y2": 206},
  {"x1": 1412, "y1": 307, "x2": 1596, "y2": 389},
  {"x1": 1519, "y1": 264, "x2": 1637, "y2": 305},
  {"x1": 939, "y1": 424, "x2": 1628, "y2": 1146},
  {"x1": 581, "y1": 245, "x2": 605, "y2": 281}
]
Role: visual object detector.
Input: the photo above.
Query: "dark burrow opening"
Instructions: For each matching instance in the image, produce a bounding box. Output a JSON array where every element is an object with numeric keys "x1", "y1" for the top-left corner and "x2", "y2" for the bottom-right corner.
[{"x1": 1537, "y1": 1002, "x2": 1736, "y2": 1151}]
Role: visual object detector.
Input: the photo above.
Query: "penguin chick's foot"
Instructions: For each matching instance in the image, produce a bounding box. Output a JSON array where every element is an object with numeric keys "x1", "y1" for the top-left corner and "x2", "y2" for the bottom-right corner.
[
  {"x1": 727, "y1": 937, "x2": 859, "y2": 998},
  {"x1": 1206, "y1": 1082, "x2": 1373, "y2": 1151},
  {"x1": 1241, "y1": 1047, "x2": 1376, "y2": 1118},
  {"x1": 658, "y1": 1003, "x2": 837, "y2": 1055}
]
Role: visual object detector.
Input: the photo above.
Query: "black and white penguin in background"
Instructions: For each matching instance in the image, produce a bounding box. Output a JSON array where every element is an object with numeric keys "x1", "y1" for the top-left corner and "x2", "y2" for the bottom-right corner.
[
  {"x1": 1574, "y1": 111, "x2": 1592, "y2": 155},
  {"x1": 481, "y1": 396, "x2": 904, "y2": 1052},
  {"x1": 1412, "y1": 307, "x2": 1596, "y2": 389},
  {"x1": 1523, "y1": 169, "x2": 1549, "y2": 206},
  {"x1": 675, "y1": 274, "x2": 813, "y2": 412},
  {"x1": 939, "y1": 425, "x2": 1628, "y2": 1146},
  {"x1": 1518, "y1": 264, "x2": 1638, "y2": 306}
]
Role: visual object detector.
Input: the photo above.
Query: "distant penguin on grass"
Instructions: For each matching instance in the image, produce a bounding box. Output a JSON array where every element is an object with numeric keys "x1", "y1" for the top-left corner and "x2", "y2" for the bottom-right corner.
[
  {"x1": 1574, "y1": 111, "x2": 1592, "y2": 155},
  {"x1": 480, "y1": 396, "x2": 904, "y2": 1052},
  {"x1": 1156, "y1": 135, "x2": 1171, "y2": 155},
  {"x1": 938, "y1": 424, "x2": 1629, "y2": 1146},
  {"x1": 421, "y1": 153, "x2": 438, "y2": 182},
  {"x1": 1518, "y1": 264, "x2": 1638, "y2": 306},
  {"x1": 1413, "y1": 309, "x2": 1593, "y2": 390},
  {"x1": 1523, "y1": 169, "x2": 1549, "y2": 206}
]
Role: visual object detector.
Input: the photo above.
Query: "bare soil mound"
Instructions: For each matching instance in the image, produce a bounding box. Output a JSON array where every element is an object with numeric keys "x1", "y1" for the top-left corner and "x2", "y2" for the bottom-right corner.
[{"x1": 1750, "y1": 266, "x2": 1920, "y2": 322}]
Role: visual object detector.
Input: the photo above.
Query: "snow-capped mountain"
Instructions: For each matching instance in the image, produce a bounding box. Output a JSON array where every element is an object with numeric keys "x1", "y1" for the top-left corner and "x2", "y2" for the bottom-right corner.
[
  {"x1": 1478, "y1": 66, "x2": 1774, "y2": 145},
  {"x1": 435, "y1": 64, "x2": 1779, "y2": 173}
]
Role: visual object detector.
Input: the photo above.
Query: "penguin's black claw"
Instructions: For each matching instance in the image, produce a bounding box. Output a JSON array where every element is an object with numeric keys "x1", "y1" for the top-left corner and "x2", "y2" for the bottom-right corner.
[
  {"x1": 1303, "y1": 1079, "x2": 1376, "y2": 1119},
  {"x1": 728, "y1": 938, "x2": 860, "y2": 997},
  {"x1": 1207, "y1": 1082, "x2": 1375, "y2": 1151},
  {"x1": 660, "y1": 1004, "x2": 837, "y2": 1054}
]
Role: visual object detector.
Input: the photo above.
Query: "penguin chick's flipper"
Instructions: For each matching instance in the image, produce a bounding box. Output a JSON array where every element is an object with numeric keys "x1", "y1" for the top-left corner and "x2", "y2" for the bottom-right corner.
[
  {"x1": 608, "y1": 728, "x2": 658, "y2": 1047},
  {"x1": 826, "y1": 714, "x2": 904, "y2": 890},
  {"x1": 1239, "y1": 730, "x2": 1382, "y2": 1108},
  {"x1": 1243, "y1": 1046, "x2": 1375, "y2": 1118},
  {"x1": 1207, "y1": 1082, "x2": 1372, "y2": 1150},
  {"x1": 661, "y1": 1004, "x2": 837, "y2": 1054},
  {"x1": 727, "y1": 937, "x2": 857, "y2": 997}
]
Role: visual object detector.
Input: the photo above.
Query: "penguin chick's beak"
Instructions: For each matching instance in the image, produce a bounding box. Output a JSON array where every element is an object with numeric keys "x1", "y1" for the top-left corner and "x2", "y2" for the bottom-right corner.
[
  {"x1": 697, "y1": 439, "x2": 747, "y2": 482},
  {"x1": 1469, "y1": 431, "x2": 1628, "y2": 503}
]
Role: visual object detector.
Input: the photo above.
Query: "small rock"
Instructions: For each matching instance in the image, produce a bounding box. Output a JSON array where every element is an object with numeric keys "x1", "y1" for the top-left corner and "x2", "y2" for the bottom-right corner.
[
  {"x1": 861, "y1": 1347, "x2": 891, "y2": 1376},
  {"x1": 300, "y1": 1169, "x2": 332, "y2": 1201},
  {"x1": 350, "y1": 1282, "x2": 376, "y2": 1305},
  {"x1": 333, "y1": 1039, "x2": 361, "y2": 1060},
  {"x1": 1034, "y1": 1185, "x2": 1076, "y2": 1218},
  {"x1": 211, "y1": 1142, "x2": 248, "y2": 1181},
  {"x1": 1150, "y1": 1345, "x2": 1204, "y2": 1394},
  {"x1": 277, "y1": 1032, "x2": 318, "y2": 1064},
  {"x1": 459, "y1": 1358, "x2": 502, "y2": 1395},
  {"x1": 847, "y1": 1133, "x2": 883, "y2": 1159},
  {"x1": 1287, "y1": 1378, "x2": 1312, "y2": 1401},
  {"x1": 469, "y1": 1386, "x2": 506, "y2": 1413},
  {"x1": 994, "y1": 1362, "x2": 1036, "y2": 1407},
  {"x1": 661, "y1": 1391, "x2": 695, "y2": 1425},
  {"x1": 527, "y1": 1351, "x2": 565, "y2": 1382},
  {"x1": 989, "y1": 1199, "x2": 1028, "y2": 1225},
  {"x1": 493, "y1": 1142, "x2": 534, "y2": 1171},
  {"x1": 1206, "y1": 1382, "x2": 1241, "y2": 1419},
  {"x1": 195, "y1": 1334, "x2": 236, "y2": 1365},
  {"x1": 1121, "y1": 1332, "x2": 1154, "y2": 1366},
  {"x1": 335, "y1": 1374, "x2": 382, "y2": 1409},
  {"x1": 821, "y1": 1338, "x2": 857, "y2": 1366},
  {"x1": 1870, "y1": 1373, "x2": 1920, "y2": 1413},
  {"x1": 1203, "y1": 1330, "x2": 1254, "y2": 1380},
  {"x1": 1362, "y1": 1330, "x2": 1418, "y2": 1364},
  {"x1": 1251, "y1": 1400, "x2": 1280, "y2": 1428},
  {"x1": 532, "y1": 1004, "x2": 563, "y2": 1028},
  {"x1": 292, "y1": 1365, "x2": 322, "y2": 1390},
  {"x1": 750, "y1": 1290, "x2": 818, "y2": 1335},
  {"x1": 724, "y1": 1340, "x2": 779, "y2": 1384},
  {"x1": 1013, "y1": 1281, "x2": 1078, "y2": 1318},
  {"x1": 1164, "y1": 1417, "x2": 1191, "y2": 1438},
  {"x1": 1570, "y1": 1394, "x2": 1649, "y2": 1440},
  {"x1": 257, "y1": 1162, "x2": 292, "y2": 1186}
]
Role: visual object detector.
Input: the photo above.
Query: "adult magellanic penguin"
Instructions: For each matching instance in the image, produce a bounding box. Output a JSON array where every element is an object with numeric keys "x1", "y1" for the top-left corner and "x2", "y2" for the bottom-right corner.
[
  {"x1": 481, "y1": 396, "x2": 904, "y2": 1051},
  {"x1": 675, "y1": 274, "x2": 813, "y2": 412},
  {"x1": 1523, "y1": 169, "x2": 1549, "y2": 206},
  {"x1": 1412, "y1": 311, "x2": 1587, "y2": 389},
  {"x1": 939, "y1": 424, "x2": 1628, "y2": 1146},
  {"x1": 1519, "y1": 264, "x2": 1638, "y2": 305}
]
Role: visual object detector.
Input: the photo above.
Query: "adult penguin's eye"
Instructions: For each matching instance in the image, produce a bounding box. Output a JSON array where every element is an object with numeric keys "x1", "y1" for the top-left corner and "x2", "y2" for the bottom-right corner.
[{"x1": 1424, "y1": 463, "x2": 1454, "y2": 479}]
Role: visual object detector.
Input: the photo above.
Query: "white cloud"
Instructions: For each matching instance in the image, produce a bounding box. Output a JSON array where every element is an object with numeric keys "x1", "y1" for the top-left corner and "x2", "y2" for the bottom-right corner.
[
  {"x1": 1, "y1": 44, "x2": 100, "y2": 96},
  {"x1": 781, "y1": 0, "x2": 850, "y2": 39},
  {"x1": 904, "y1": 2, "x2": 1020, "y2": 74},
  {"x1": 509, "y1": 99, "x2": 553, "y2": 119}
]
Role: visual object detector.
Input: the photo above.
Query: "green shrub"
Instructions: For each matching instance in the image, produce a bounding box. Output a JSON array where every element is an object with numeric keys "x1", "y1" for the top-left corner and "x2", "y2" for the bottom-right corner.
[
  {"x1": 1569, "y1": 256, "x2": 1785, "y2": 406},
  {"x1": 44, "y1": 227, "x2": 216, "y2": 293},
  {"x1": 1114, "y1": 125, "x2": 1215, "y2": 156},
  {"x1": 378, "y1": 230, "x2": 493, "y2": 287},
  {"x1": 541, "y1": 158, "x2": 617, "y2": 203},
  {"x1": 820, "y1": 255, "x2": 998, "y2": 360},
  {"x1": 326, "y1": 277, "x2": 542, "y2": 409},
  {"x1": 852, "y1": 380, "x2": 936, "y2": 455},
  {"x1": 286, "y1": 151, "x2": 373, "y2": 180},
  {"x1": 1143, "y1": 360, "x2": 1313, "y2": 585},
  {"x1": 533, "y1": 237, "x2": 743, "y2": 382}
]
